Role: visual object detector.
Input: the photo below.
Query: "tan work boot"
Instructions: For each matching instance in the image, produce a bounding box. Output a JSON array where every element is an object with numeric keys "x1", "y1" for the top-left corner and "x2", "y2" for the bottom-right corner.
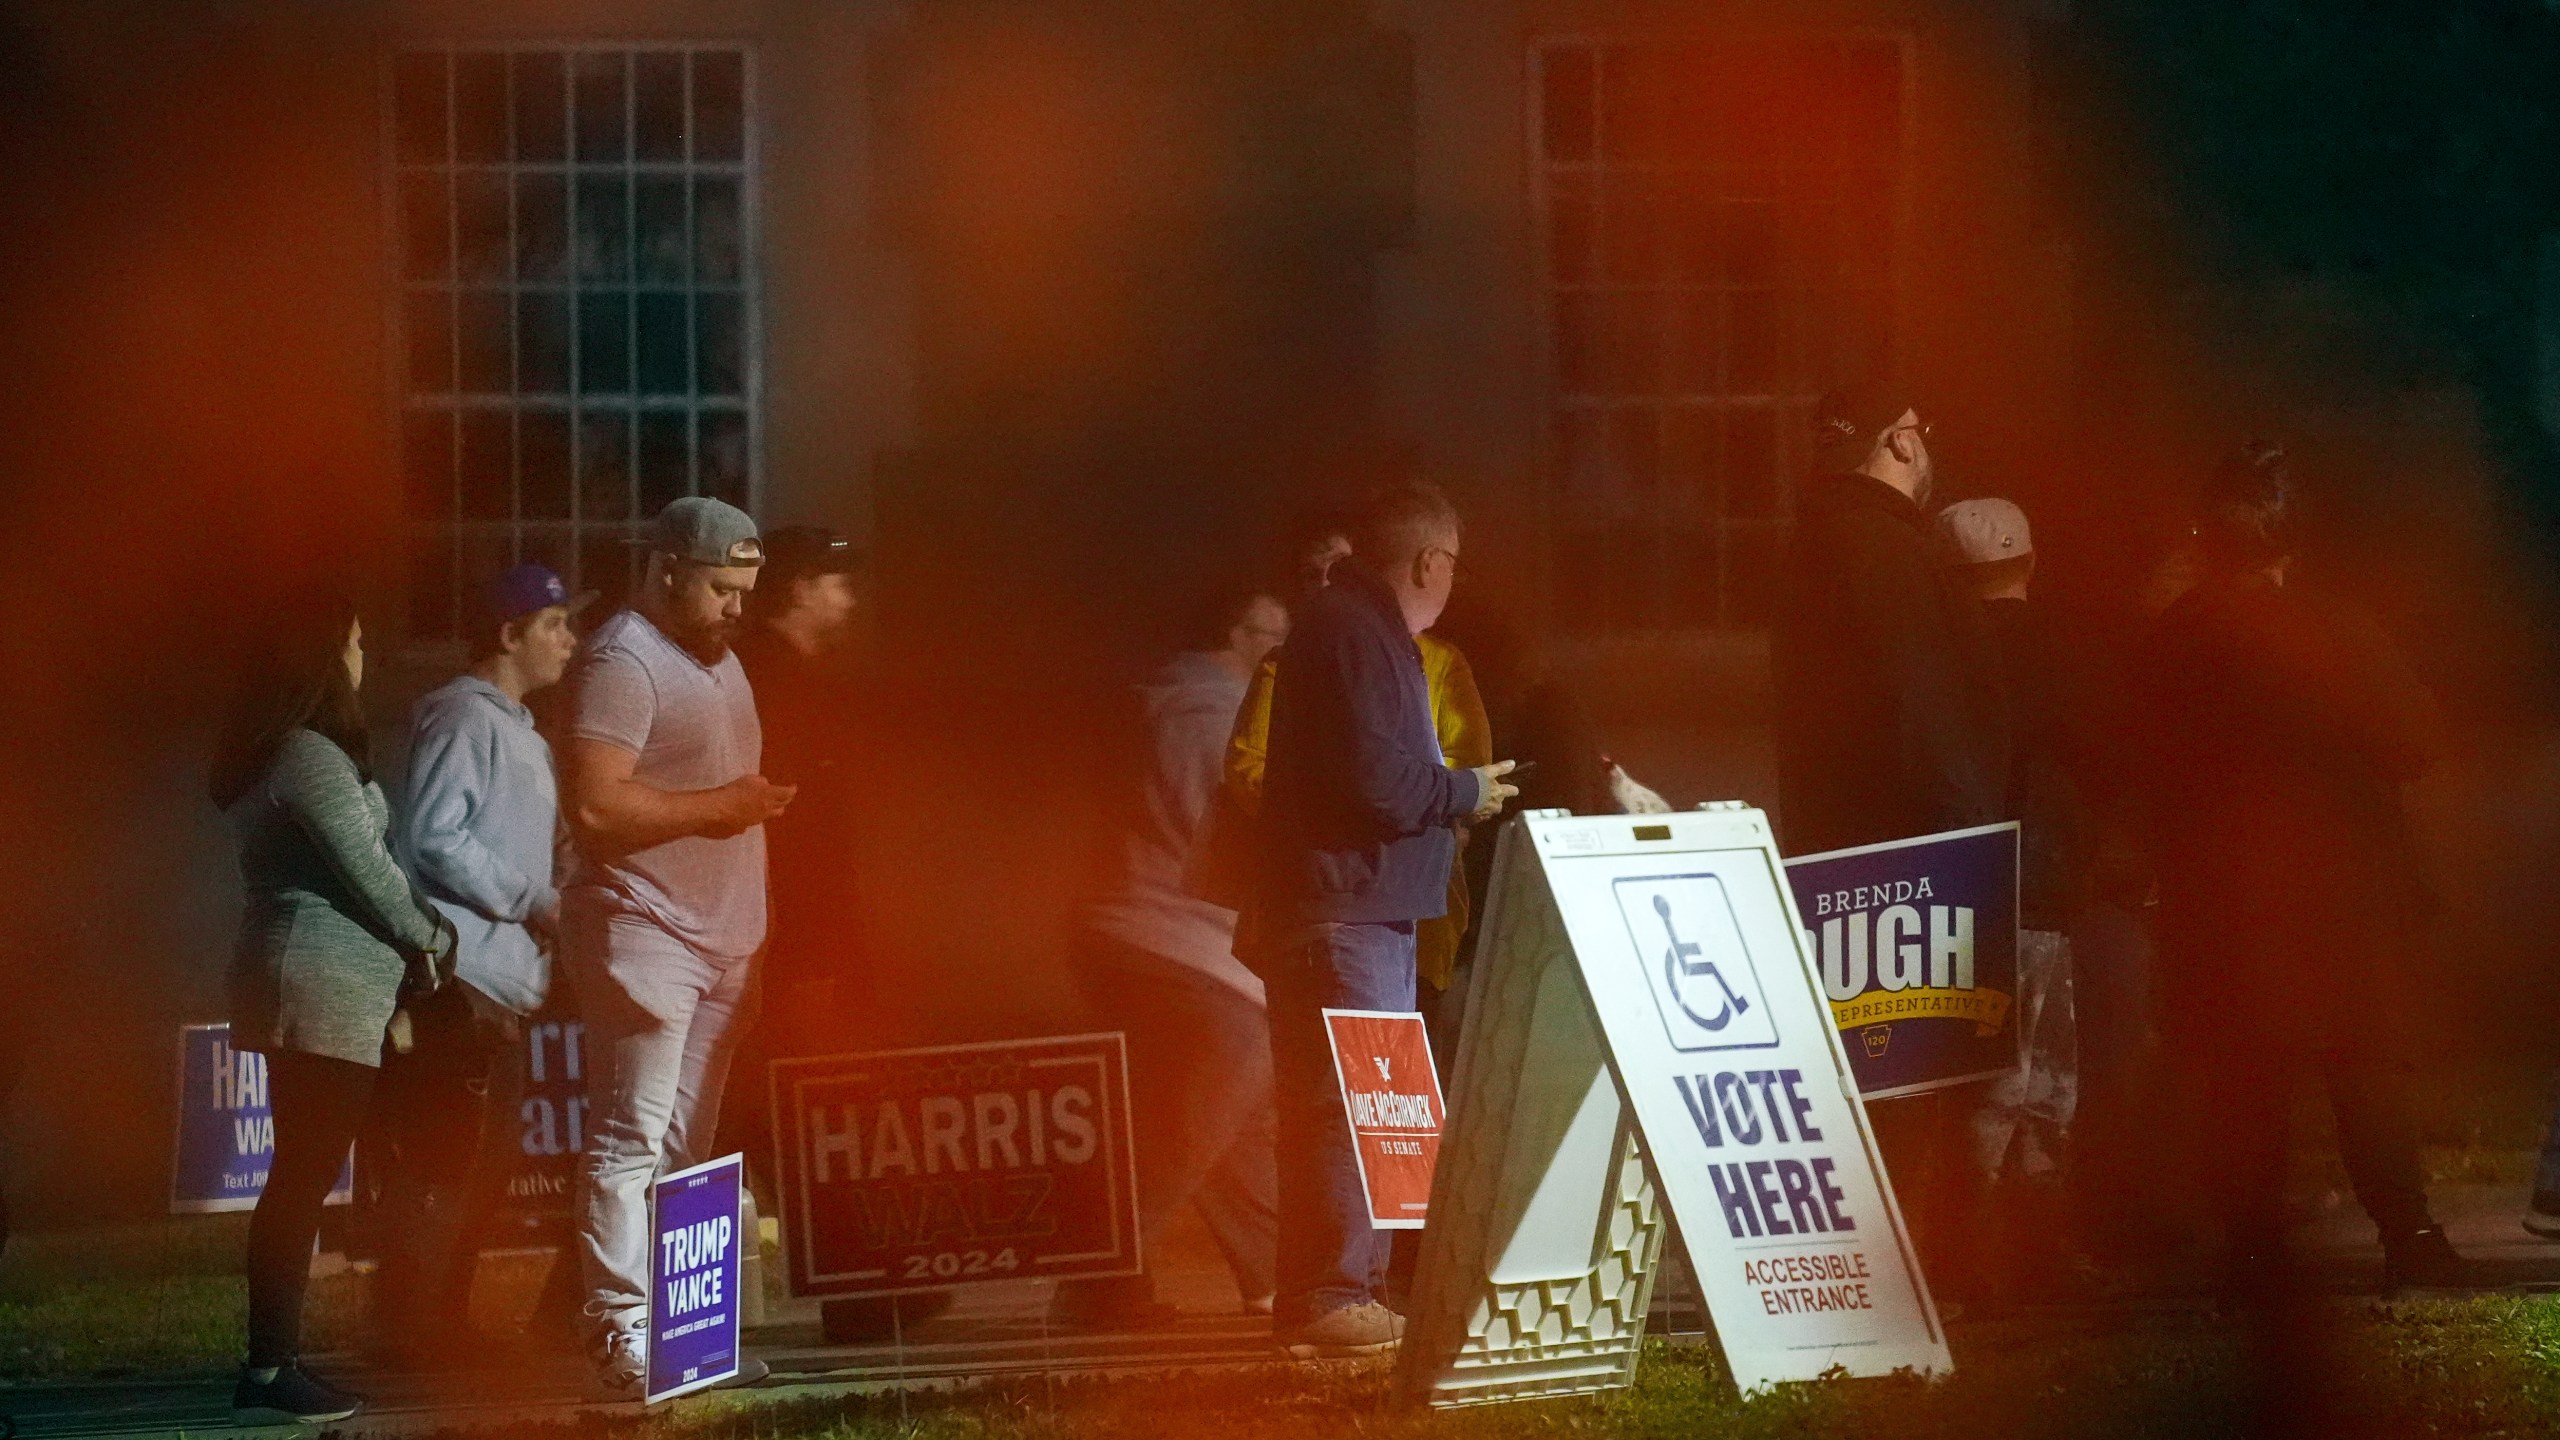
[{"x1": 1280, "y1": 1301, "x2": 1404, "y2": 1359}]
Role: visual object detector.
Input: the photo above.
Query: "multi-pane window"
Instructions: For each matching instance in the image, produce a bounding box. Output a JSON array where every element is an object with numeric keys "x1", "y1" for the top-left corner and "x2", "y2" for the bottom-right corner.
[
  {"x1": 392, "y1": 45, "x2": 757, "y2": 637},
  {"x1": 1534, "y1": 38, "x2": 1904, "y2": 632}
]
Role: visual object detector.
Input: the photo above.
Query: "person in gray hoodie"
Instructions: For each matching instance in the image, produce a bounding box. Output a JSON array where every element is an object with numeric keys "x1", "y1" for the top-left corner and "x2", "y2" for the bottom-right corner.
[
  {"x1": 374, "y1": 565, "x2": 586, "y2": 1364},
  {"x1": 1051, "y1": 584, "x2": 1291, "y2": 1329}
]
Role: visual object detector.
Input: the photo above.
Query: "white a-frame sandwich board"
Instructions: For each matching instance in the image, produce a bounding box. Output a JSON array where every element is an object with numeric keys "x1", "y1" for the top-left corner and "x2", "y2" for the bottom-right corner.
[{"x1": 1395, "y1": 805, "x2": 1948, "y2": 1407}]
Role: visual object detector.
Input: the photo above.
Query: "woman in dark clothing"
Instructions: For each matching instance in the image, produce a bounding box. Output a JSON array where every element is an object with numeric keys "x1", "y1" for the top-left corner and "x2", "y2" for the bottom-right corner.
[{"x1": 211, "y1": 591, "x2": 453, "y2": 1423}]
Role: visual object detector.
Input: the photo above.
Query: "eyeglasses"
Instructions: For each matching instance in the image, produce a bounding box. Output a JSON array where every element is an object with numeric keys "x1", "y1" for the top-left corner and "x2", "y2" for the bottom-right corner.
[
  {"x1": 1885, "y1": 421, "x2": 1934, "y2": 441},
  {"x1": 1422, "y1": 546, "x2": 1466, "y2": 582}
]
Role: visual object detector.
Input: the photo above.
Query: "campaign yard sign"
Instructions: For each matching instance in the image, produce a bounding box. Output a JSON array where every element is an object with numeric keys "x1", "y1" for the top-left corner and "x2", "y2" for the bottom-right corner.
[
  {"x1": 497, "y1": 1008, "x2": 586, "y2": 1233},
  {"x1": 1785, "y1": 823, "x2": 2020, "y2": 1099},
  {"x1": 1321, "y1": 1010, "x2": 1445, "y2": 1229},
  {"x1": 769, "y1": 1034, "x2": 1141, "y2": 1298},
  {"x1": 171, "y1": 1023, "x2": 352, "y2": 1214},
  {"x1": 649, "y1": 1152, "x2": 745, "y2": 1404}
]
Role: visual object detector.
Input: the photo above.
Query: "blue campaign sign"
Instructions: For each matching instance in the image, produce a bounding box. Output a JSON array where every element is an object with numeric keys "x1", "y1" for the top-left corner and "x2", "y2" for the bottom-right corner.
[
  {"x1": 648, "y1": 1152, "x2": 745, "y2": 1404},
  {"x1": 1785, "y1": 824, "x2": 2020, "y2": 1100},
  {"x1": 170, "y1": 1023, "x2": 352, "y2": 1215},
  {"x1": 494, "y1": 1007, "x2": 586, "y2": 1238}
]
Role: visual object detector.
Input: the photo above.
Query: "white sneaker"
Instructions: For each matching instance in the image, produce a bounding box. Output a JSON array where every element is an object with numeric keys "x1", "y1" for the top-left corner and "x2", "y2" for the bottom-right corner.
[{"x1": 586, "y1": 1328, "x2": 646, "y2": 1403}]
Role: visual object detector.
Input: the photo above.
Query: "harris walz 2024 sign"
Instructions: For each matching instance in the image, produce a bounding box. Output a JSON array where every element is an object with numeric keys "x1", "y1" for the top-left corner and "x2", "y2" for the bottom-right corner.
[
  {"x1": 769, "y1": 1034, "x2": 1141, "y2": 1298},
  {"x1": 1785, "y1": 823, "x2": 2019, "y2": 1100}
]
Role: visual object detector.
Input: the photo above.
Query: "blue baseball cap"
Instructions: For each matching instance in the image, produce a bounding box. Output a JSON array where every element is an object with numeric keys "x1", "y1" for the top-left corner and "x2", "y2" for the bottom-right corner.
[{"x1": 480, "y1": 564, "x2": 596, "y2": 627}]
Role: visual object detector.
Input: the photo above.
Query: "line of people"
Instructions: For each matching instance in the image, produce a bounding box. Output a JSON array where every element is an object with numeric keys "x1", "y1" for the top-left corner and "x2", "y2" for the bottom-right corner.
[
  {"x1": 1777, "y1": 385, "x2": 2470, "y2": 1308},
  {"x1": 205, "y1": 392, "x2": 2469, "y2": 1424},
  {"x1": 1067, "y1": 482, "x2": 1683, "y2": 1356},
  {"x1": 212, "y1": 499, "x2": 860, "y2": 1422},
  {"x1": 209, "y1": 479, "x2": 1647, "y2": 1420}
]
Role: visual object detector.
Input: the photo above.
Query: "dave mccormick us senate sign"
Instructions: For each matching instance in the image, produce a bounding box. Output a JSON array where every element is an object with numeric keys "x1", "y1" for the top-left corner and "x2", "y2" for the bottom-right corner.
[{"x1": 768, "y1": 1033, "x2": 1141, "y2": 1298}]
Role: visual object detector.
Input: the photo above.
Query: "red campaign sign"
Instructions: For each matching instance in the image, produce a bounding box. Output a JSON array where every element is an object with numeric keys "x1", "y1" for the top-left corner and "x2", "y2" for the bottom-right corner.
[
  {"x1": 1322, "y1": 1010, "x2": 1444, "y2": 1230},
  {"x1": 769, "y1": 1034, "x2": 1142, "y2": 1298}
]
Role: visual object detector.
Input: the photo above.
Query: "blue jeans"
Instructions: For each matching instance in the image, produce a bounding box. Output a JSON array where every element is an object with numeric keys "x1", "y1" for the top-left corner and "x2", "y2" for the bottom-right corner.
[{"x1": 1265, "y1": 921, "x2": 1417, "y2": 1326}]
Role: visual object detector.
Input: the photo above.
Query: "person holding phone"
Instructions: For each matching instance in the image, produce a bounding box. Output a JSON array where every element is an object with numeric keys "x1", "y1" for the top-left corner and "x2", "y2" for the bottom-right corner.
[
  {"x1": 1249, "y1": 481, "x2": 1517, "y2": 1358},
  {"x1": 559, "y1": 498, "x2": 793, "y2": 1399}
]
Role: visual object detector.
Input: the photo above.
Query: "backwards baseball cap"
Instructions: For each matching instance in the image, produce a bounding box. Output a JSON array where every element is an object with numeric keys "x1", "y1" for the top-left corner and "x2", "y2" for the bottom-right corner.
[
  {"x1": 1812, "y1": 381, "x2": 1920, "y2": 453},
  {"x1": 1936, "y1": 497, "x2": 2033, "y2": 565},
  {"x1": 760, "y1": 525, "x2": 863, "y2": 588},
  {"x1": 479, "y1": 563, "x2": 597, "y2": 627},
  {"x1": 649, "y1": 495, "x2": 764, "y2": 568}
]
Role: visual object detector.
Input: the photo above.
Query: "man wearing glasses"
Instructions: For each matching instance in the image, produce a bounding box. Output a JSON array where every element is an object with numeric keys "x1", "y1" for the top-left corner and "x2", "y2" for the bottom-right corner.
[
  {"x1": 1773, "y1": 387, "x2": 2012, "y2": 1308},
  {"x1": 1774, "y1": 385, "x2": 2009, "y2": 859},
  {"x1": 1250, "y1": 480, "x2": 1517, "y2": 1357}
]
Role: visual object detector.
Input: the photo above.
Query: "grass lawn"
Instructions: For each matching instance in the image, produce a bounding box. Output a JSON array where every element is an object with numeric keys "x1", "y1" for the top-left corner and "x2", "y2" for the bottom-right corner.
[
  {"x1": 8, "y1": 1232, "x2": 2560, "y2": 1438},
  {"x1": 455, "y1": 1298, "x2": 2560, "y2": 1440}
]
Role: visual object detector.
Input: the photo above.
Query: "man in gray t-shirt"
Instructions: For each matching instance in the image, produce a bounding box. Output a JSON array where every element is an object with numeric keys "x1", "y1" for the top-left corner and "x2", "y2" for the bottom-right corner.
[{"x1": 560, "y1": 498, "x2": 794, "y2": 1398}]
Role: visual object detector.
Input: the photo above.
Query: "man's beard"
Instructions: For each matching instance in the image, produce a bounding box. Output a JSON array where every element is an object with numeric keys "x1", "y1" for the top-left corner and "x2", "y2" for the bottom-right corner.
[
  {"x1": 671, "y1": 614, "x2": 739, "y2": 661},
  {"x1": 1911, "y1": 462, "x2": 1936, "y2": 510}
]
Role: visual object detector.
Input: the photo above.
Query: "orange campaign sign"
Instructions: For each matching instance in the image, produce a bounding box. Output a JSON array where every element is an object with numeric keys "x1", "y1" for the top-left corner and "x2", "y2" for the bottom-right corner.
[{"x1": 1322, "y1": 1009, "x2": 1445, "y2": 1230}]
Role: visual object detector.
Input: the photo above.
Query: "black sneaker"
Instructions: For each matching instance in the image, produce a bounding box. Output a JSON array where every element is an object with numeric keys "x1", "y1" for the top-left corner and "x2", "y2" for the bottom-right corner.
[
  {"x1": 2383, "y1": 1225, "x2": 2476, "y2": 1291},
  {"x1": 234, "y1": 1361, "x2": 364, "y2": 1423}
]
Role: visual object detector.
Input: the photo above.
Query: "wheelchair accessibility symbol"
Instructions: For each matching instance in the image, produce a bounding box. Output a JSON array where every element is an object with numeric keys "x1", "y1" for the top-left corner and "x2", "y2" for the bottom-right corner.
[{"x1": 1614, "y1": 874, "x2": 1779, "y2": 1053}]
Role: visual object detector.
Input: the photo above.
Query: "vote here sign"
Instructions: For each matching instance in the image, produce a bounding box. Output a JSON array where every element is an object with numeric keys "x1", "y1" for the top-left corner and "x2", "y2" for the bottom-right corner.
[
  {"x1": 769, "y1": 1034, "x2": 1141, "y2": 1298},
  {"x1": 1322, "y1": 1010, "x2": 1444, "y2": 1229},
  {"x1": 170, "y1": 1023, "x2": 352, "y2": 1214},
  {"x1": 648, "y1": 1152, "x2": 745, "y2": 1404},
  {"x1": 1533, "y1": 811, "x2": 1947, "y2": 1389}
]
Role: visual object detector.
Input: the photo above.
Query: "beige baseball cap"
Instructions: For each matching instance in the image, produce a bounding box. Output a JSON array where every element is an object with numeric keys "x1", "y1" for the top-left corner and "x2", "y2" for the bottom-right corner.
[{"x1": 1936, "y1": 498, "x2": 2032, "y2": 565}]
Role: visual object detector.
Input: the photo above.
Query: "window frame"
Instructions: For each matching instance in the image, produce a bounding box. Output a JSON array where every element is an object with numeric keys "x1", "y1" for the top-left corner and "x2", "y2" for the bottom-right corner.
[
  {"x1": 379, "y1": 39, "x2": 765, "y2": 646},
  {"x1": 1525, "y1": 30, "x2": 1915, "y2": 637}
]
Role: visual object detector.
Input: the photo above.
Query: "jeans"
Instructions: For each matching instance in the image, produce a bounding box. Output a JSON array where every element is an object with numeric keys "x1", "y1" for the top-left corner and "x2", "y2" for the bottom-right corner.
[
  {"x1": 565, "y1": 896, "x2": 760, "y2": 1342},
  {"x1": 247, "y1": 1051, "x2": 374, "y2": 1366},
  {"x1": 1970, "y1": 929, "x2": 2078, "y2": 1180},
  {"x1": 1063, "y1": 937, "x2": 1277, "y2": 1310},
  {"x1": 1266, "y1": 920, "x2": 1416, "y2": 1327},
  {"x1": 371, "y1": 981, "x2": 523, "y2": 1338}
]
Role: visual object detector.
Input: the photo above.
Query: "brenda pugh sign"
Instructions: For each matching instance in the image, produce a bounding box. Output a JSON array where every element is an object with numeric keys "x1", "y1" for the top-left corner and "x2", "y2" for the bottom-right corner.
[
  {"x1": 770, "y1": 1034, "x2": 1141, "y2": 1298},
  {"x1": 1785, "y1": 823, "x2": 2019, "y2": 1100},
  {"x1": 171, "y1": 1023, "x2": 352, "y2": 1214},
  {"x1": 1396, "y1": 807, "x2": 1945, "y2": 1407},
  {"x1": 1321, "y1": 1010, "x2": 1444, "y2": 1229},
  {"x1": 649, "y1": 1152, "x2": 745, "y2": 1403}
]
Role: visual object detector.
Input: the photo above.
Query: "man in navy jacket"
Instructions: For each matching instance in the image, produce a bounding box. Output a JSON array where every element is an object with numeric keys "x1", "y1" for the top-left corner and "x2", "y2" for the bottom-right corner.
[{"x1": 1254, "y1": 481, "x2": 1517, "y2": 1356}]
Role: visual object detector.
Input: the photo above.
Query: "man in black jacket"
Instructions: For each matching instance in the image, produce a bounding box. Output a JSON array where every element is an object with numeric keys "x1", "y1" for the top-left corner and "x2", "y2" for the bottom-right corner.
[
  {"x1": 1253, "y1": 481, "x2": 1516, "y2": 1357},
  {"x1": 1775, "y1": 386, "x2": 2009, "y2": 857}
]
